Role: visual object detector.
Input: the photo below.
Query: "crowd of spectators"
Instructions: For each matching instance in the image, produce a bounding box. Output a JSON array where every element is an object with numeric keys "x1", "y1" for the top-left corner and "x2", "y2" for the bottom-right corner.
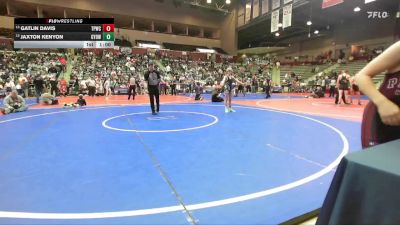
[
  {"x1": 67, "y1": 50, "x2": 277, "y2": 97},
  {"x1": 0, "y1": 50, "x2": 66, "y2": 99},
  {"x1": 0, "y1": 44, "x2": 385, "y2": 111}
]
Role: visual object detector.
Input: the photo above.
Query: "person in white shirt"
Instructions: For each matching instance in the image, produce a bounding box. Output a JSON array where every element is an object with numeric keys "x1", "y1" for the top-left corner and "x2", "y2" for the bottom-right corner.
[
  {"x1": 79, "y1": 79, "x2": 87, "y2": 95},
  {"x1": 127, "y1": 76, "x2": 136, "y2": 100},
  {"x1": 1, "y1": 91, "x2": 28, "y2": 115},
  {"x1": 329, "y1": 77, "x2": 336, "y2": 98},
  {"x1": 18, "y1": 75, "x2": 28, "y2": 98},
  {"x1": 4, "y1": 79, "x2": 15, "y2": 94},
  {"x1": 104, "y1": 78, "x2": 112, "y2": 97},
  {"x1": 87, "y1": 77, "x2": 96, "y2": 97}
]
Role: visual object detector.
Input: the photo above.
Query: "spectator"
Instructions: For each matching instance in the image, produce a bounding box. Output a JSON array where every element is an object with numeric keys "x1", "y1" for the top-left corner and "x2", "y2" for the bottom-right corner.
[
  {"x1": 170, "y1": 76, "x2": 177, "y2": 96},
  {"x1": 49, "y1": 75, "x2": 58, "y2": 96},
  {"x1": 18, "y1": 74, "x2": 28, "y2": 98},
  {"x1": 33, "y1": 75, "x2": 45, "y2": 103},
  {"x1": 4, "y1": 78, "x2": 15, "y2": 94},
  {"x1": 194, "y1": 82, "x2": 203, "y2": 101},
  {"x1": 264, "y1": 76, "x2": 272, "y2": 99},
  {"x1": 0, "y1": 90, "x2": 28, "y2": 115},
  {"x1": 59, "y1": 77, "x2": 68, "y2": 97},
  {"x1": 87, "y1": 77, "x2": 96, "y2": 97},
  {"x1": 336, "y1": 71, "x2": 350, "y2": 104},
  {"x1": 76, "y1": 94, "x2": 87, "y2": 106},
  {"x1": 40, "y1": 93, "x2": 59, "y2": 105},
  {"x1": 329, "y1": 76, "x2": 336, "y2": 98},
  {"x1": 127, "y1": 75, "x2": 136, "y2": 100},
  {"x1": 211, "y1": 83, "x2": 224, "y2": 102},
  {"x1": 104, "y1": 77, "x2": 112, "y2": 97},
  {"x1": 251, "y1": 75, "x2": 258, "y2": 93}
]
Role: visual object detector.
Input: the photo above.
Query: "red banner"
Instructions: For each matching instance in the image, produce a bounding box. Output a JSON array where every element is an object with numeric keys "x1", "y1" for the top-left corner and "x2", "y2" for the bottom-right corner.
[{"x1": 322, "y1": 0, "x2": 344, "y2": 9}]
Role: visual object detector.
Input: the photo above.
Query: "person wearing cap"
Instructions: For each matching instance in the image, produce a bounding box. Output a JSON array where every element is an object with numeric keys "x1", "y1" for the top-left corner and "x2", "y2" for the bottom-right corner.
[
  {"x1": 220, "y1": 67, "x2": 243, "y2": 113},
  {"x1": 144, "y1": 61, "x2": 161, "y2": 115}
]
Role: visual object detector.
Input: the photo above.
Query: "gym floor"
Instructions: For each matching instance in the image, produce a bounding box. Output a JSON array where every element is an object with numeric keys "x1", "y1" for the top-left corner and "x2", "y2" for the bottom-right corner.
[{"x1": 0, "y1": 93, "x2": 366, "y2": 225}]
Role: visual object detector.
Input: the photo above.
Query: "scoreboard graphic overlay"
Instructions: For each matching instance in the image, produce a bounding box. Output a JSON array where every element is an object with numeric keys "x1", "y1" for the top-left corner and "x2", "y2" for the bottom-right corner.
[{"x1": 14, "y1": 18, "x2": 115, "y2": 49}]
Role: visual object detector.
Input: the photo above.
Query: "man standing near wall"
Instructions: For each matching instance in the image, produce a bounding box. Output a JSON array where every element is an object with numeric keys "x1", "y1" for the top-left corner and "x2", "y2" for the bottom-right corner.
[{"x1": 144, "y1": 62, "x2": 161, "y2": 115}]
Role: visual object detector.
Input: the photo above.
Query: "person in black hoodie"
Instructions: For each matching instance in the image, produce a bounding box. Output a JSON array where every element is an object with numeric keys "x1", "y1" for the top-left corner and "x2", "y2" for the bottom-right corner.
[
  {"x1": 144, "y1": 62, "x2": 161, "y2": 115},
  {"x1": 33, "y1": 75, "x2": 45, "y2": 103}
]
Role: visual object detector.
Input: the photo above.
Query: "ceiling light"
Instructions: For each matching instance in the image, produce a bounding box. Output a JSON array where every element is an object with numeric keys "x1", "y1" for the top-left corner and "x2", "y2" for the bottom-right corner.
[
  {"x1": 314, "y1": 30, "x2": 319, "y2": 34},
  {"x1": 275, "y1": 32, "x2": 280, "y2": 37},
  {"x1": 138, "y1": 43, "x2": 161, "y2": 49},
  {"x1": 226, "y1": 0, "x2": 231, "y2": 4},
  {"x1": 207, "y1": 0, "x2": 211, "y2": 3},
  {"x1": 306, "y1": 20, "x2": 312, "y2": 26},
  {"x1": 197, "y1": 48, "x2": 216, "y2": 53},
  {"x1": 365, "y1": 0, "x2": 376, "y2": 4},
  {"x1": 354, "y1": 7, "x2": 361, "y2": 12}
]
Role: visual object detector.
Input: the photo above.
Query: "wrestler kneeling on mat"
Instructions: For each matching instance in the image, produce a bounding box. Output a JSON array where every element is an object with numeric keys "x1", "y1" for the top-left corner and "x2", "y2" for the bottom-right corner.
[
  {"x1": 356, "y1": 41, "x2": 400, "y2": 148},
  {"x1": 40, "y1": 93, "x2": 59, "y2": 105}
]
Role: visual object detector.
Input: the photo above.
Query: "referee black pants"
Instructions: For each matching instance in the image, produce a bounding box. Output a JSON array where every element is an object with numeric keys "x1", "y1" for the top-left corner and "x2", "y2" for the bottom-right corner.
[
  {"x1": 148, "y1": 85, "x2": 160, "y2": 113},
  {"x1": 128, "y1": 85, "x2": 136, "y2": 100}
]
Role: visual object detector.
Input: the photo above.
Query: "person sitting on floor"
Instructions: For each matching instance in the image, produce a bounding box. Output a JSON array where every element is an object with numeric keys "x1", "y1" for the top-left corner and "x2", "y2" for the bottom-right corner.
[
  {"x1": 211, "y1": 83, "x2": 224, "y2": 102},
  {"x1": 1, "y1": 90, "x2": 28, "y2": 115},
  {"x1": 40, "y1": 93, "x2": 59, "y2": 105},
  {"x1": 305, "y1": 86, "x2": 325, "y2": 98},
  {"x1": 63, "y1": 94, "x2": 87, "y2": 109},
  {"x1": 76, "y1": 94, "x2": 87, "y2": 106}
]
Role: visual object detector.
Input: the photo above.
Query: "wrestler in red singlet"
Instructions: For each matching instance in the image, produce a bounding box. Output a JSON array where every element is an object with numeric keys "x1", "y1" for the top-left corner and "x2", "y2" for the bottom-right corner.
[
  {"x1": 357, "y1": 41, "x2": 400, "y2": 149},
  {"x1": 361, "y1": 72, "x2": 400, "y2": 148}
]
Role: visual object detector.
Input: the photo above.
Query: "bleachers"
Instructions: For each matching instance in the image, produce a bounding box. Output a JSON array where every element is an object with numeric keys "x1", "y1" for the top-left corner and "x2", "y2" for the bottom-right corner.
[
  {"x1": 163, "y1": 43, "x2": 208, "y2": 52},
  {"x1": 336, "y1": 60, "x2": 385, "y2": 85},
  {"x1": 336, "y1": 60, "x2": 367, "y2": 76},
  {"x1": 279, "y1": 64, "x2": 332, "y2": 81}
]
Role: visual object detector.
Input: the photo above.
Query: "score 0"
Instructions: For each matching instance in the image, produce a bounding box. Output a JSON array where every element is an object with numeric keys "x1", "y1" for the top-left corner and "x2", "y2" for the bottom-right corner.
[{"x1": 102, "y1": 24, "x2": 114, "y2": 32}]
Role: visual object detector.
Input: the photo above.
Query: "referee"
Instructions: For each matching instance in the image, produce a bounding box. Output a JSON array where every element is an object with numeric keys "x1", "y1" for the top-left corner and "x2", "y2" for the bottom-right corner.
[{"x1": 144, "y1": 62, "x2": 161, "y2": 115}]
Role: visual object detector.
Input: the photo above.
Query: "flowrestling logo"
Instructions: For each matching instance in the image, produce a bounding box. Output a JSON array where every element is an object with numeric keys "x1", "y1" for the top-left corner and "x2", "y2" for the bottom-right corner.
[{"x1": 367, "y1": 11, "x2": 390, "y2": 19}]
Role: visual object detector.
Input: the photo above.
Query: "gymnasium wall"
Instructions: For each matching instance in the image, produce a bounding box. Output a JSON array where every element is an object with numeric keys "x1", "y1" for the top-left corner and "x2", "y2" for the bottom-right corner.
[
  {"x1": 275, "y1": 36, "x2": 335, "y2": 60},
  {"x1": 220, "y1": 9, "x2": 238, "y2": 55},
  {"x1": 116, "y1": 28, "x2": 221, "y2": 49},
  {"x1": 333, "y1": 15, "x2": 397, "y2": 45},
  {"x1": 0, "y1": 16, "x2": 14, "y2": 29},
  {"x1": 274, "y1": 15, "x2": 397, "y2": 60}
]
